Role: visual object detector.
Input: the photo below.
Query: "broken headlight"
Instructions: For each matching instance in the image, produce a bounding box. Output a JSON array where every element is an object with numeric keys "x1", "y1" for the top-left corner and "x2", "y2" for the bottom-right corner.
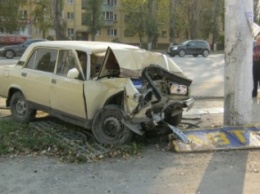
[{"x1": 169, "y1": 83, "x2": 188, "y2": 95}]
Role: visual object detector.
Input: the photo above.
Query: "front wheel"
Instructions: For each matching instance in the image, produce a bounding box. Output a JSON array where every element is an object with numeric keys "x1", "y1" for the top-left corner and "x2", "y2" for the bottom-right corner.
[
  {"x1": 92, "y1": 105, "x2": 133, "y2": 145},
  {"x1": 10, "y1": 92, "x2": 36, "y2": 123}
]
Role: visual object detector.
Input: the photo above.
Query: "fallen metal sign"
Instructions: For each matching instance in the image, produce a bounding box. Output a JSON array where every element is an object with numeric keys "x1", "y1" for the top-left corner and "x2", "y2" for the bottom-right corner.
[{"x1": 173, "y1": 126, "x2": 260, "y2": 152}]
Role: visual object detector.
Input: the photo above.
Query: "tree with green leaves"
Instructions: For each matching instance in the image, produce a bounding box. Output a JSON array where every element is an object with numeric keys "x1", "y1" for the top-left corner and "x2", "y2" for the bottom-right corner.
[
  {"x1": 31, "y1": 0, "x2": 52, "y2": 39},
  {"x1": 121, "y1": 0, "x2": 147, "y2": 47},
  {"x1": 84, "y1": 0, "x2": 103, "y2": 41},
  {"x1": 0, "y1": 0, "x2": 27, "y2": 33}
]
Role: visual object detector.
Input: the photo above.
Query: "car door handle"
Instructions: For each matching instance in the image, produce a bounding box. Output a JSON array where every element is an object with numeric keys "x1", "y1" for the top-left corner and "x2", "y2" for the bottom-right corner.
[
  {"x1": 51, "y1": 79, "x2": 56, "y2": 84},
  {"x1": 21, "y1": 72, "x2": 27, "y2": 77}
]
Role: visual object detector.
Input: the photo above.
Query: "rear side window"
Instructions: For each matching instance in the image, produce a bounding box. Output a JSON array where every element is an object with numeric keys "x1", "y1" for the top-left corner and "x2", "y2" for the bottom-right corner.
[{"x1": 26, "y1": 48, "x2": 58, "y2": 73}]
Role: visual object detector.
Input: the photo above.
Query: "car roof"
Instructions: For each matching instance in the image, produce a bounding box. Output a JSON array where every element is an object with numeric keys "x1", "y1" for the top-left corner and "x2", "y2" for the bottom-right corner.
[{"x1": 31, "y1": 40, "x2": 138, "y2": 52}]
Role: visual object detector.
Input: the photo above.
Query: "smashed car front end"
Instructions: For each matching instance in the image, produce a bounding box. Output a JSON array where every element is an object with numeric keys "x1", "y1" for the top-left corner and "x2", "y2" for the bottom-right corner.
[
  {"x1": 123, "y1": 64, "x2": 194, "y2": 134},
  {"x1": 106, "y1": 47, "x2": 194, "y2": 133},
  {"x1": 89, "y1": 46, "x2": 194, "y2": 144}
]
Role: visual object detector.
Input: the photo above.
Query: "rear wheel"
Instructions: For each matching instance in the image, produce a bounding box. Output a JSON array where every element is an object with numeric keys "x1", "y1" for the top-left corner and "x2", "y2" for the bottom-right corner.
[
  {"x1": 5, "y1": 50, "x2": 15, "y2": 59},
  {"x1": 202, "y1": 50, "x2": 209, "y2": 57},
  {"x1": 92, "y1": 105, "x2": 133, "y2": 145},
  {"x1": 10, "y1": 92, "x2": 36, "y2": 123},
  {"x1": 178, "y1": 50, "x2": 185, "y2": 57},
  {"x1": 193, "y1": 54, "x2": 198, "y2": 57}
]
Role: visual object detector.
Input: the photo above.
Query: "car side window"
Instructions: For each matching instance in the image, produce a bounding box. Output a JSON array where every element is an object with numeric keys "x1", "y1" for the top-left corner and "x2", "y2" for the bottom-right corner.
[
  {"x1": 189, "y1": 41, "x2": 196, "y2": 46},
  {"x1": 25, "y1": 48, "x2": 57, "y2": 73},
  {"x1": 56, "y1": 50, "x2": 75, "y2": 76},
  {"x1": 56, "y1": 50, "x2": 84, "y2": 80}
]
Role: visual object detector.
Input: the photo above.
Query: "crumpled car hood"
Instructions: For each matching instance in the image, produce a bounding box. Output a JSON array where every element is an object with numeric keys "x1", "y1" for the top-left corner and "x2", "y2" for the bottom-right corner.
[{"x1": 100, "y1": 46, "x2": 185, "y2": 78}]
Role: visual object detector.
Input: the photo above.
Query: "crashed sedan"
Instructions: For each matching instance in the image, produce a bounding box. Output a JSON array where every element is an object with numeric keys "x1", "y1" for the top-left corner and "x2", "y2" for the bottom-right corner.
[{"x1": 0, "y1": 41, "x2": 194, "y2": 145}]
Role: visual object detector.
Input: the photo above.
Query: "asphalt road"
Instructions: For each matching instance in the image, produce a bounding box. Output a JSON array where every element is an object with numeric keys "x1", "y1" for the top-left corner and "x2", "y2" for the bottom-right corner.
[{"x1": 171, "y1": 54, "x2": 224, "y2": 97}]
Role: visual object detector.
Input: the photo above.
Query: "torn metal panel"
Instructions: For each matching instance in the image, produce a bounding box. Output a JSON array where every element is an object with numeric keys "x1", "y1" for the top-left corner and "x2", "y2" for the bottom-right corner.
[
  {"x1": 173, "y1": 126, "x2": 260, "y2": 152},
  {"x1": 107, "y1": 47, "x2": 185, "y2": 76}
]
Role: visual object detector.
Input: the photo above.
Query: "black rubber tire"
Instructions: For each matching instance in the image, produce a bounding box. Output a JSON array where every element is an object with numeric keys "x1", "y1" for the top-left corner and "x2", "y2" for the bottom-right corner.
[
  {"x1": 5, "y1": 50, "x2": 15, "y2": 59},
  {"x1": 10, "y1": 92, "x2": 36, "y2": 123},
  {"x1": 202, "y1": 50, "x2": 209, "y2": 57},
  {"x1": 178, "y1": 50, "x2": 185, "y2": 57},
  {"x1": 163, "y1": 113, "x2": 182, "y2": 126},
  {"x1": 193, "y1": 54, "x2": 198, "y2": 57},
  {"x1": 92, "y1": 105, "x2": 133, "y2": 145}
]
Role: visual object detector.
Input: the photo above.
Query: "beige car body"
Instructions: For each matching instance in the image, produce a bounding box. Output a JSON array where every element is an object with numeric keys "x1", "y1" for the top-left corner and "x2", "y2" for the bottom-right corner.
[{"x1": 0, "y1": 41, "x2": 194, "y2": 145}]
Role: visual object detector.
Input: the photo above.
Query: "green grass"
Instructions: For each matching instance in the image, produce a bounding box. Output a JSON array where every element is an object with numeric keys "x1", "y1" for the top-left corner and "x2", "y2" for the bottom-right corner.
[
  {"x1": 0, "y1": 120, "x2": 145, "y2": 162},
  {"x1": 0, "y1": 120, "x2": 76, "y2": 160}
]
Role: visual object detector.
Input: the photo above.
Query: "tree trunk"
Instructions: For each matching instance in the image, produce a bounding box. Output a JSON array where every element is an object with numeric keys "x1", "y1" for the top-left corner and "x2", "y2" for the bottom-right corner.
[
  {"x1": 169, "y1": 0, "x2": 177, "y2": 46},
  {"x1": 191, "y1": 0, "x2": 198, "y2": 39},
  {"x1": 147, "y1": 0, "x2": 157, "y2": 50},
  {"x1": 224, "y1": 0, "x2": 253, "y2": 125},
  {"x1": 51, "y1": 0, "x2": 67, "y2": 40},
  {"x1": 212, "y1": 0, "x2": 219, "y2": 51}
]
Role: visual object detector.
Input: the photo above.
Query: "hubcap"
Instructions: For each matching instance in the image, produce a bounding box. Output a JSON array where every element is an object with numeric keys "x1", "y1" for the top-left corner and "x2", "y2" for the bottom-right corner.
[
  {"x1": 15, "y1": 99, "x2": 27, "y2": 116},
  {"x1": 6, "y1": 51, "x2": 14, "y2": 58},
  {"x1": 103, "y1": 117, "x2": 122, "y2": 137}
]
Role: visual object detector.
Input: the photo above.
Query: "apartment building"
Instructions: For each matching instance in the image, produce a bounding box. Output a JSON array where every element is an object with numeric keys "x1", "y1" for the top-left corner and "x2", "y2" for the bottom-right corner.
[{"x1": 18, "y1": 0, "x2": 169, "y2": 46}]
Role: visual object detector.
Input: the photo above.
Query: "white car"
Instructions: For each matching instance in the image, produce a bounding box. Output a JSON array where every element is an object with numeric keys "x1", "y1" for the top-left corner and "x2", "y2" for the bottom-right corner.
[{"x1": 0, "y1": 41, "x2": 194, "y2": 145}]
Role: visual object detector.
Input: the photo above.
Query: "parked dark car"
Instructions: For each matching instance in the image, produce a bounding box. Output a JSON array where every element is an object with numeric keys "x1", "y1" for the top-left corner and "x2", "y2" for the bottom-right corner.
[
  {"x1": 0, "y1": 39, "x2": 48, "y2": 59},
  {"x1": 167, "y1": 40, "x2": 211, "y2": 57}
]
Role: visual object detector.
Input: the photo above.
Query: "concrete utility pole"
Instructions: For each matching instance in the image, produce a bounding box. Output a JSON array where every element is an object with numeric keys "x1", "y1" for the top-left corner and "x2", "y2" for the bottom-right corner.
[{"x1": 224, "y1": 0, "x2": 253, "y2": 126}]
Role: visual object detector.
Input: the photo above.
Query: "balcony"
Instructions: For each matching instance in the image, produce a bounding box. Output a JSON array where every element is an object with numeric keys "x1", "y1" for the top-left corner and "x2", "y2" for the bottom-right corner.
[
  {"x1": 103, "y1": 20, "x2": 114, "y2": 27},
  {"x1": 103, "y1": 5, "x2": 115, "y2": 12}
]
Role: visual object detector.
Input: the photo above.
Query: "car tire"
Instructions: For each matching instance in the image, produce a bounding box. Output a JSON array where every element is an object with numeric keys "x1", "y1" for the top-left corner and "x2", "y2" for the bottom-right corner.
[
  {"x1": 10, "y1": 91, "x2": 36, "y2": 123},
  {"x1": 178, "y1": 50, "x2": 185, "y2": 57},
  {"x1": 202, "y1": 50, "x2": 209, "y2": 57},
  {"x1": 170, "y1": 54, "x2": 175, "y2": 57},
  {"x1": 5, "y1": 50, "x2": 15, "y2": 59},
  {"x1": 92, "y1": 105, "x2": 133, "y2": 145},
  {"x1": 193, "y1": 54, "x2": 198, "y2": 57}
]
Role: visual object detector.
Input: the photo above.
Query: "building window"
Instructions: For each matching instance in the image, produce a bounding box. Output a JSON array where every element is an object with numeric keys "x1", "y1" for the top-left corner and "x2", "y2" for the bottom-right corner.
[
  {"x1": 67, "y1": 0, "x2": 74, "y2": 4},
  {"x1": 67, "y1": 12, "x2": 74, "y2": 20},
  {"x1": 107, "y1": 29, "x2": 117, "y2": 36},
  {"x1": 161, "y1": 31, "x2": 167, "y2": 38},
  {"x1": 81, "y1": 13, "x2": 88, "y2": 25},
  {"x1": 106, "y1": 0, "x2": 117, "y2": 6},
  {"x1": 96, "y1": 31, "x2": 101, "y2": 36},
  {"x1": 68, "y1": 28, "x2": 74, "y2": 37},
  {"x1": 105, "y1": 12, "x2": 114, "y2": 21},
  {"x1": 35, "y1": 28, "x2": 42, "y2": 35},
  {"x1": 20, "y1": 10, "x2": 27, "y2": 18},
  {"x1": 82, "y1": 0, "x2": 87, "y2": 9}
]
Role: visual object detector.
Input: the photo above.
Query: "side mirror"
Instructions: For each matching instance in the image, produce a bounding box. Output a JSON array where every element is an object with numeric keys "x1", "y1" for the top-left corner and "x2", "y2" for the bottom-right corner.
[{"x1": 67, "y1": 68, "x2": 79, "y2": 79}]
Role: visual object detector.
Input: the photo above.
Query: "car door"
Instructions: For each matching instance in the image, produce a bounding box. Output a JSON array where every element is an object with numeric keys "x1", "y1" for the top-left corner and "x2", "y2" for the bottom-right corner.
[
  {"x1": 186, "y1": 41, "x2": 196, "y2": 54},
  {"x1": 19, "y1": 48, "x2": 57, "y2": 107},
  {"x1": 50, "y1": 49, "x2": 87, "y2": 119}
]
